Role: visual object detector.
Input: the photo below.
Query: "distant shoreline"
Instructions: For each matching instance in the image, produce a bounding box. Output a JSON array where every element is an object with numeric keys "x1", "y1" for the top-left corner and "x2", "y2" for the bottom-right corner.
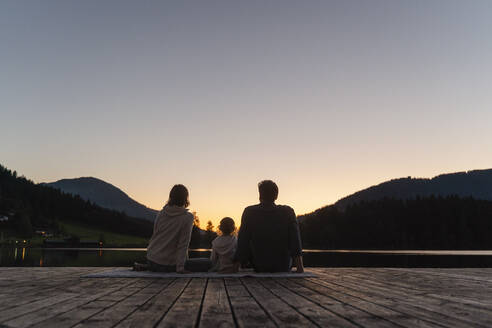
[{"x1": 4, "y1": 246, "x2": 492, "y2": 255}]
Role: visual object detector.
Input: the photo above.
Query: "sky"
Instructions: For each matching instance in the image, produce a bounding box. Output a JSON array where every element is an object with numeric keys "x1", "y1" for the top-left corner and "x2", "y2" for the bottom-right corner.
[{"x1": 1, "y1": 1, "x2": 492, "y2": 227}]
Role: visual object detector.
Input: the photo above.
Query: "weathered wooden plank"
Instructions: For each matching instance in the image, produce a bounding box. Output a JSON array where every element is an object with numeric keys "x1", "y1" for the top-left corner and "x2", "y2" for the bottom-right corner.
[
  {"x1": 349, "y1": 268, "x2": 492, "y2": 307},
  {"x1": 4, "y1": 279, "x2": 138, "y2": 328},
  {"x1": 224, "y1": 278, "x2": 276, "y2": 328},
  {"x1": 29, "y1": 300, "x2": 117, "y2": 328},
  {"x1": 241, "y1": 278, "x2": 316, "y2": 327},
  {"x1": 315, "y1": 269, "x2": 492, "y2": 326},
  {"x1": 386, "y1": 268, "x2": 492, "y2": 283},
  {"x1": 27, "y1": 279, "x2": 151, "y2": 328},
  {"x1": 1, "y1": 278, "x2": 128, "y2": 319},
  {"x1": 310, "y1": 273, "x2": 486, "y2": 328},
  {"x1": 2, "y1": 267, "x2": 492, "y2": 328},
  {"x1": 157, "y1": 278, "x2": 207, "y2": 328},
  {"x1": 353, "y1": 268, "x2": 491, "y2": 293},
  {"x1": 199, "y1": 278, "x2": 235, "y2": 328},
  {"x1": 0, "y1": 268, "x2": 110, "y2": 311},
  {"x1": 291, "y1": 278, "x2": 442, "y2": 328},
  {"x1": 0, "y1": 269, "x2": 91, "y2": 294},
  {"x1": 276, "y1": 278, "x2": 400, "y2": 328},
  {"x1": 0, "y1": 268, "x2": 102, "y2": 289},
  {"x1": 115, "y1": 279, "x2": 189, "y2": 328},
  {"x1": 72, "y1": 279, "x2": 166, "y2": 328},
  {"x1": 259, "y1": 278, "x2": 359, "y2": 328},
  {"x1": 0, "y1": 291, "x2": 79, "y2": 323}
]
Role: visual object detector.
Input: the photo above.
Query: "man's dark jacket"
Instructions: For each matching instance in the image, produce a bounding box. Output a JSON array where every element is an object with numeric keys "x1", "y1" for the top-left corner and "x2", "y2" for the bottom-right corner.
[{"x1": 234, "y1": 202, "x2": 302, "y2": 272}]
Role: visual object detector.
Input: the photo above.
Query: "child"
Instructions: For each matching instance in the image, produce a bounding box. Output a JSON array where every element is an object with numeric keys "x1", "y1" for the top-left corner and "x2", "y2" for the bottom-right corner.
[{"x1": 210, "y1": 217, "x2": 237, "y2": 273}]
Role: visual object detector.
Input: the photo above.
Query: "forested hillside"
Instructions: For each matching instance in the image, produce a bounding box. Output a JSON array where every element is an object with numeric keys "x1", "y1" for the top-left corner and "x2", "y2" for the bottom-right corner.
[
  {"x1": 299, "y1": 196, "x2": 492, "y2": 249},
  {"x1": 0, "y1": 164, "x2": 153, "y2": 240},
  {"x1": 44, "y1": 177, "x2": 158, "y2": 221},
  {"x1": 335, "y1": 169, "x2": 492, "y2": 209}
]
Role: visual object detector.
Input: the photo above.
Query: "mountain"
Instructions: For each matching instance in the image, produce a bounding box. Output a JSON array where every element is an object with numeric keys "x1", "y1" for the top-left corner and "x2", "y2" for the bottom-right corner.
[
  {"x1": 0, "y1": 164, "x2": 153, "y2": 242},
  {"x1": 299, "y1": 196, "x2": 492, "y2": 249},
  {"x1": 44, "y1": 177, "x2": 158, "y2": 221},
  {"x1": 334, "y1": 169, "x2": 492, "y2": 209}
]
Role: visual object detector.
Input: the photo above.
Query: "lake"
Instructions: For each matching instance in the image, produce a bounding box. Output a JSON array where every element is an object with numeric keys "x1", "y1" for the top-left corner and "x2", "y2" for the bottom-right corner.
[{"x1": 3, "y1": 247, "x2": 492, "y2": 267}]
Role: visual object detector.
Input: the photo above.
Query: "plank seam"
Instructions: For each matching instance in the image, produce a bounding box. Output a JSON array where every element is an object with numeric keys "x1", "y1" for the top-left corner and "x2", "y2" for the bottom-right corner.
[
  {"x1": 152, "y1": 278, "x2": 193, "y2": 328},
  {"x1": 0, "y1": 269, "x2": 106, "y2": 314},
  {"x1": 384, "y1": 268, "x2": 492, "y2": 283},
  {"x1": 306, "y1": 277, "x2": 452, "y2": 328},
  {"x1": 335, "y1": 269, "x2": 492, "y2": 310},
  {"x1": 223, "y1": 278, "x2": 239, "y2": 328},
  {"x1": 275, "y1": 279, "x2": 370, "y2": 328},
  {"x1": 195, "y1": 278, "x2": 209, "y2": 328},
  {"x1": 239, "y1": 278, "x2": 280, "y2": 328},
  {"x1": 256, "y1": 278, "x2": 322, "y2": 328},
  {"x1": 110, "y1": 278, "x2": 177, "y2": 328},
  {"x1": 287, "y1": 278, "x2": 407, "y2": 328},
  {"x1": 69, "y1": 278, "x2": 158, "y2": 328},
  {"x1": 311, "y1": 271, "x2": 492, "y2": 326},
  {"x1": 17, "y1": 278, "x2": 139, "y2": 327}
]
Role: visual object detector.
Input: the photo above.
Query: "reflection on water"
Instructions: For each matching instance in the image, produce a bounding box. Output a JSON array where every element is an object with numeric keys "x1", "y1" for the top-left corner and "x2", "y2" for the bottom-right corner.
[
  {"x1": 0, "y1": 247, "x2": 149, "y2": 267},
  {"x1": 2, "y1": 247, "x2": 492, "y2": 267},
  {"x1": 304, "y1": 249, "x2": 492, "y2": 255}
]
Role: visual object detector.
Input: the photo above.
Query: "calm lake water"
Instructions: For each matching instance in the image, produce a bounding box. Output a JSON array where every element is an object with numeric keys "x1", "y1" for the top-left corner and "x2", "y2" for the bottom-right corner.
[{"x1": 2, "y1": 247, "x2": 492, "y2": 267}]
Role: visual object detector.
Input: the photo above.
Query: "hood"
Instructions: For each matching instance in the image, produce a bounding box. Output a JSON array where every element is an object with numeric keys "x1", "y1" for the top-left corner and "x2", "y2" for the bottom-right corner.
[
  {"x1": 161, "y1": 204, "x2": 189, "y2": 217},
  {"x1": 212, "y1": 235, "x2": 237, "y2": 255}
]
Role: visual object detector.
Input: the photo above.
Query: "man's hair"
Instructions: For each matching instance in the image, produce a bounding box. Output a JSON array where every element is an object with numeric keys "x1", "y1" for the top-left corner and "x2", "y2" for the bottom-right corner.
[
  {"x1": 167, "y1": 184, "x2": 190, "y2": 207},
  {"x1": 258, "y1": 180, "x2": 278, "y2": 203},
  {"x1": 219, "y1": 217, "x2": 236, "y2": 235}
]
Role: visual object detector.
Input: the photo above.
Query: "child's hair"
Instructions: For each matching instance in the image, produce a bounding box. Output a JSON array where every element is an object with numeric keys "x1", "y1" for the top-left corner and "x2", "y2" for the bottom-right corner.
[{"x1": 218, "y1": 217, "x2": 235, "y2": 235}]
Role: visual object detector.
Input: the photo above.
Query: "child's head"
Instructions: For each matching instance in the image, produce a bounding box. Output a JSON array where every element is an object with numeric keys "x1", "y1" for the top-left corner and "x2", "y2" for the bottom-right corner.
[{"x1": 218, "y1": 217, "x2": 235, "y2": 235}]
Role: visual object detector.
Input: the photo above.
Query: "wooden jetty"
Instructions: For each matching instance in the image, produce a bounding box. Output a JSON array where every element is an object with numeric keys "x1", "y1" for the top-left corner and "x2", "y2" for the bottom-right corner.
[{"x1": 1, "y1": 267, "x2": 492, "y2": 327}]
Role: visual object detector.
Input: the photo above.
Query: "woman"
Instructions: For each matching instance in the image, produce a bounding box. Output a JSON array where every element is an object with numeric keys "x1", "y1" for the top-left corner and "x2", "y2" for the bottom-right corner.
[{"x1": 145, "y1": 184, "x2": 210, "y2": 273}]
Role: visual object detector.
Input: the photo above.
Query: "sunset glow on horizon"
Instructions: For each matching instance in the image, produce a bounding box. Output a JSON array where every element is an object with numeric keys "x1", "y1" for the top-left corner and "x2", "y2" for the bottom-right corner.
[{"x1": 2, "y1": 1, "x2": 492, "y2": 227}]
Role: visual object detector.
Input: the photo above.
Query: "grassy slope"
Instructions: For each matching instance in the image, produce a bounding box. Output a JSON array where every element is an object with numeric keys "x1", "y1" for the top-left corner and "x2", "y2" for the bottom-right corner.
[{"x1": 58, "y1": 221, "x2": 149, "y2": 247}]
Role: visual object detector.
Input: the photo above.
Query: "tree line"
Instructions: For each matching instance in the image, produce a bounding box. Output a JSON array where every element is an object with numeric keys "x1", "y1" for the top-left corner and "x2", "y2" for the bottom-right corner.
[
  {"x1": 0, "y1": 164, "x2": 219, "y2": 247},
  {"x1": 0, "y1": 164, "x2": 153, "y2": 239},
  {"x1": 299, "y1": 196, "x2": 492, "y2": 249},
  {"x1": 6, "y1": 163, "x2": 490, "y2": 250}
]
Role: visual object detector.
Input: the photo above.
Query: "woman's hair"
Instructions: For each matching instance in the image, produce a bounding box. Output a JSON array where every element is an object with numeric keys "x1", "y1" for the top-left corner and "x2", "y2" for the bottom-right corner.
[
  {"x1": 167, "y1": 184, "x2": 190, "y2": 208},
  {"x1": 218, "y1": 217, "x2": 236, "y2": 235}
]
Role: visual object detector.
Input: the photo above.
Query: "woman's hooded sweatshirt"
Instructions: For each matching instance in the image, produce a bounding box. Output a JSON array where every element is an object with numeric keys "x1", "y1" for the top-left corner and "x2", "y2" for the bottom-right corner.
[{"x1": 146, "y1": 205, "x2": 194, "y2": 272}]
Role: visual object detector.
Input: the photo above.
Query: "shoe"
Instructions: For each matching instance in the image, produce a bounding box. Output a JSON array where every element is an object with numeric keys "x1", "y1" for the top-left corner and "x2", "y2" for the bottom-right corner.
[{"x1": 133, "y1": 262, "x2": 148, "y2": 271}]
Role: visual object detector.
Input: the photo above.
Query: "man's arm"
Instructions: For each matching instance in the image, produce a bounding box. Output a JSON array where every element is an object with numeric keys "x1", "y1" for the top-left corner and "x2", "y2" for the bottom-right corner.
[
  {"x1": 233, "y1": 208, "x2": 251, "y2": 270},
  {"x1": 292, "y1": 254, "x2": 304, "y2": 273},
  {"x1": 287, "y1": 207, "x2": 304, "y2": 273}
]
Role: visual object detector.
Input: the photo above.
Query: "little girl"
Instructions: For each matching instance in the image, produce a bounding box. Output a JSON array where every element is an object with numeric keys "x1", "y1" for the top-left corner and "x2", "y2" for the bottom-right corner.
[{"x1": 210, "y1": 217, "x2": 237, "y2": 273}]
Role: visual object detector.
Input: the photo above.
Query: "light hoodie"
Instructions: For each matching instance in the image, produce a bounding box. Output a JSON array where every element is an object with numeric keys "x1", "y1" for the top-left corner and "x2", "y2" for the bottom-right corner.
[
  {"x1": 210, "y1": 235, "x2": 237, "y2": 272},
  {"x1": 146, "y1": 205, "x2": 194, "y2": 272}
]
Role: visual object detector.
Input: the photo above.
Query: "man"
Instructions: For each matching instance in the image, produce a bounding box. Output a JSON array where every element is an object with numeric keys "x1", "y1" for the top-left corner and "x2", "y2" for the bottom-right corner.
[{"x1": 234, "y1": 180, "x2": 304, "y2": 273}]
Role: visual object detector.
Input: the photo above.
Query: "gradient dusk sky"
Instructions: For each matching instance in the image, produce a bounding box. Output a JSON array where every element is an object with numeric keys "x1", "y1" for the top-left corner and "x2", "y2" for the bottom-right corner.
[{"x1": 1, "y1": 1, "x2": 492, "y2": 226}]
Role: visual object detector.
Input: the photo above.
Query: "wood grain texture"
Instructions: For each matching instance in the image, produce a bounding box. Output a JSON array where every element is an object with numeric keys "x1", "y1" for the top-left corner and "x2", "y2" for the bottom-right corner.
[{"x1": 1, "y1": 267, "x2": 492, "y2": 328}]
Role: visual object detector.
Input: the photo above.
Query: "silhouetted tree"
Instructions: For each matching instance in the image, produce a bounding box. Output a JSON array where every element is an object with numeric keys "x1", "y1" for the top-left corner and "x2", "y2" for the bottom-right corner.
[
  {"x1": 0, "y1": 164, "x2": 153, "y2": 241},
  {"x1": 14, "y1": 211, "x2": 33, "y2": 238},
  {"x1": 299, "y1": 196, "x2": 492, "y2": 250},
  {"x1": 204, "y1": 220, "x2": 217, "y2": 248},
  {"x1": 190, "y1": 211, "x2": 201, "y2": 248}
]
